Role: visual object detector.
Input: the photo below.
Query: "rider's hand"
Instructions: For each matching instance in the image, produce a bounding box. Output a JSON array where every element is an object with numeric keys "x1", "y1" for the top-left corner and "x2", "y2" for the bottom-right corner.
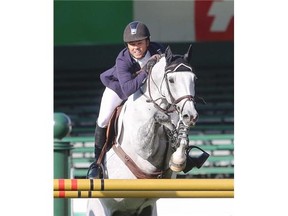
[{"x1": 143, "y1": 54, "x2": 161, "y2": 74}]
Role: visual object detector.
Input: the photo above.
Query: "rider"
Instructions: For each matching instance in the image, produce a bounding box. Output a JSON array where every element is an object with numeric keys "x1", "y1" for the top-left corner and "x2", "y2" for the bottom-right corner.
[{"x1": 87, "y1": 21, "x2": 166, "y2": 179}]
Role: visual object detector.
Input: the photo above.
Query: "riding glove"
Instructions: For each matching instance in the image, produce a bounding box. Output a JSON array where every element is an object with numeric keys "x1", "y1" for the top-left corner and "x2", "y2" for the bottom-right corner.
[{"x1": 143, "y1": 54, "x2": 161, "y2": 74}]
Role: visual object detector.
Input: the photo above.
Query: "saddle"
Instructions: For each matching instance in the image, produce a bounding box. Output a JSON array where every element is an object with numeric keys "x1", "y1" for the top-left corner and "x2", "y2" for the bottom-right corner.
[{"x1": 96, "y1": 105, "x2": 123, "y2": 166}]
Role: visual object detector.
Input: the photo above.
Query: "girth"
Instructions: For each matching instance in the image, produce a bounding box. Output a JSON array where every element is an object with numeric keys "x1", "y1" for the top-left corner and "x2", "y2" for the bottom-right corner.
[{"x1": 112, "y1": 144, "x2": 169, "y2": 179}]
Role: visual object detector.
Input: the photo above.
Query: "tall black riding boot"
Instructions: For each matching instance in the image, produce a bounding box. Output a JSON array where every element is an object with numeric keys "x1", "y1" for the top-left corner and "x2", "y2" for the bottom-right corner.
[{"x1": 87, "y1": 123, "x2": 107, "y2": 179}]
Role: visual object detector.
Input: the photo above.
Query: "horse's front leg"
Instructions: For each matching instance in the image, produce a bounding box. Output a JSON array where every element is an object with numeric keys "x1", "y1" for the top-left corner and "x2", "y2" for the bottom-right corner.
[
  {"x1": 169, "y1": 123, "x2": 189, "y2": 172},
  {"x1": 169, "y1": 141, "x2": 187, "y2": 172}
]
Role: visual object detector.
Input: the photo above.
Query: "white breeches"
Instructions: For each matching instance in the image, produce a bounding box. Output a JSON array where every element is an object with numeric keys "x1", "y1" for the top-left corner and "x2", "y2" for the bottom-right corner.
[{"x1": 97, "y1": 87, "x2": 123, "y2": 128}]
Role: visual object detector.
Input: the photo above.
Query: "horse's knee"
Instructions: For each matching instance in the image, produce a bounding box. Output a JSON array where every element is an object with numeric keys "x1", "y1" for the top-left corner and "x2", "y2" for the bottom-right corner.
[
  {"x1": 154, "y1": 112, "x2": 169, "y2": 123},
  {"x1": 154, "y1": 112, "x2": 175, "y2": 131}
]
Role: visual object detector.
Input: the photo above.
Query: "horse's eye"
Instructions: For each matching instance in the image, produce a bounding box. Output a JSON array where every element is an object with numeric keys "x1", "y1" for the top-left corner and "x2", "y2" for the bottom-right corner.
[{"x1": 168, "y1": 77, "x2": 174, "y2": 83}]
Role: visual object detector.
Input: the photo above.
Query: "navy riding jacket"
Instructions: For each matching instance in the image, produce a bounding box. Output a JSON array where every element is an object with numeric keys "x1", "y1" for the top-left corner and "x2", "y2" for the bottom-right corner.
[{"x1": 100, "y1": 42, "x2": 166, "y2": 100}]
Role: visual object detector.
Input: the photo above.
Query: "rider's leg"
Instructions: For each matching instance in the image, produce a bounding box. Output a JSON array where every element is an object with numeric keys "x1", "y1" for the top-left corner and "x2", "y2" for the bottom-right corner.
[{"x1": 87, "y1": 88, "x2": 123, "y2": 179}]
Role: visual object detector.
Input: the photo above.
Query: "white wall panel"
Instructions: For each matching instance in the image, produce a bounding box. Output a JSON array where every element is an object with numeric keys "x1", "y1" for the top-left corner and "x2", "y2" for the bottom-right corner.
[{"x1": 133, "y1": 0, "x2": 196, "y2": 42}]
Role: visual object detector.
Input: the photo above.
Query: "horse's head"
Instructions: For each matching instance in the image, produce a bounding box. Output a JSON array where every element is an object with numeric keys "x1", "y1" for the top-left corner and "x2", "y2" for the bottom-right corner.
[
  {"x1": 145, "y1": 45, "x2": 201, "y2": 172},
  {"x1": 151, "y1": 45, "x2": 198, "y2": 127}
]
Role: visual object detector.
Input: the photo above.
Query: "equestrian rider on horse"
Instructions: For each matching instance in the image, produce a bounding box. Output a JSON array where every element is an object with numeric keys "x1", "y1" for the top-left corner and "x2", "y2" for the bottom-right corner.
[{"x1": 87, "y1": 21, "x2": 166, "y2": 179}]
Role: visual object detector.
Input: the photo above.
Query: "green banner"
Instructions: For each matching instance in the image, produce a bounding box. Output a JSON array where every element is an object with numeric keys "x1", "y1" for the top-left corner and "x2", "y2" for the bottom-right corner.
[{"x1": 54, "y1": 1, "x2": 133, "y2": 45}]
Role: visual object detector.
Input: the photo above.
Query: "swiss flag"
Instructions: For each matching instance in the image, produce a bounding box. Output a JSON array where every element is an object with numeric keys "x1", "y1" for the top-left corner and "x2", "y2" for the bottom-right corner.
[{"x1": 195, "y1": 0, "x2": 234, "y2": 41}]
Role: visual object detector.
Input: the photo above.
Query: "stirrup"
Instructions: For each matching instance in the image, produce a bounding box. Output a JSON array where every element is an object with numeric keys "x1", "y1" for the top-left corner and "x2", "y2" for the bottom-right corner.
[
  {"x1": 183, "y1": 146, "x2": 210, "y2": 173},
  {"x1": 86, "y1": 161, "x2": 104, "y2": 179}
]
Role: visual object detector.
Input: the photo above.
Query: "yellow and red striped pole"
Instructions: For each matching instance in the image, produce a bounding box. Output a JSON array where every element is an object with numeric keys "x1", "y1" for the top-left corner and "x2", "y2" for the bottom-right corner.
[
  {"x1": 54, "y1": 179, "x2": 234, "y2": 191},
  {"x1": 53, "y1": 179, "x2": 234, "y2": 198},
  {"x1": 54, "y1": 190, "x2": 234, "y2": 198}
]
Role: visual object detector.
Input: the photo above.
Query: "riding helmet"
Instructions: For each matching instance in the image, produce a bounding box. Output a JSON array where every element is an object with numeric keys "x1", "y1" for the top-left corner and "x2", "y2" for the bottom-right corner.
[{"x1": 123, "y1": 21, "x2": 150, "y2": 43}]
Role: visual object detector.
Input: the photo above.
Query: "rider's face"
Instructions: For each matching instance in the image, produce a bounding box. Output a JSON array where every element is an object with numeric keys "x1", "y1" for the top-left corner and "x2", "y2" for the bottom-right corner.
[{"x1": 127, "y1": 39, "x2": 149, "y2": 59}]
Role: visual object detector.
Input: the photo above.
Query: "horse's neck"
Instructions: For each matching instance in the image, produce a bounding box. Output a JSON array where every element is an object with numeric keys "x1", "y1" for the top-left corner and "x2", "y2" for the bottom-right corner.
[{"x1": 118, "y1": 81, "x2": 174, "y2": 171}]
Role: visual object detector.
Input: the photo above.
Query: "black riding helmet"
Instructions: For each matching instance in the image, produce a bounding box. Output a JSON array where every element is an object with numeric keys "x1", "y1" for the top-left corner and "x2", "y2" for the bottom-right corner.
[{"x1": 123, "y1": 21, "x2": 150, "y2": 43}]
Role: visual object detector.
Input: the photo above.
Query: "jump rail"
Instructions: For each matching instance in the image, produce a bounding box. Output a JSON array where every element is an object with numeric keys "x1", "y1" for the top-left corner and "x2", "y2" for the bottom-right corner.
[
  {"x1": 54, "y1": 190, "x2": 233, "y2": 198},
  {"x1": 54, "y1": 179, "x2": 234, "y2": 198},
  {"x1": 54, "y1": 179, "x2": 233, "y2": 191}
]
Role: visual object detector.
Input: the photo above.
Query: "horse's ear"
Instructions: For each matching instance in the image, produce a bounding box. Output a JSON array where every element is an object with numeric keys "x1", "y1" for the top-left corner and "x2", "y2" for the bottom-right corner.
[
  {"x1": 165, "y1": 46, "x2": 173, "y2": 64},
  {"x1": 183, "y1": 44, "x2": 192, "y2": 63}
]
